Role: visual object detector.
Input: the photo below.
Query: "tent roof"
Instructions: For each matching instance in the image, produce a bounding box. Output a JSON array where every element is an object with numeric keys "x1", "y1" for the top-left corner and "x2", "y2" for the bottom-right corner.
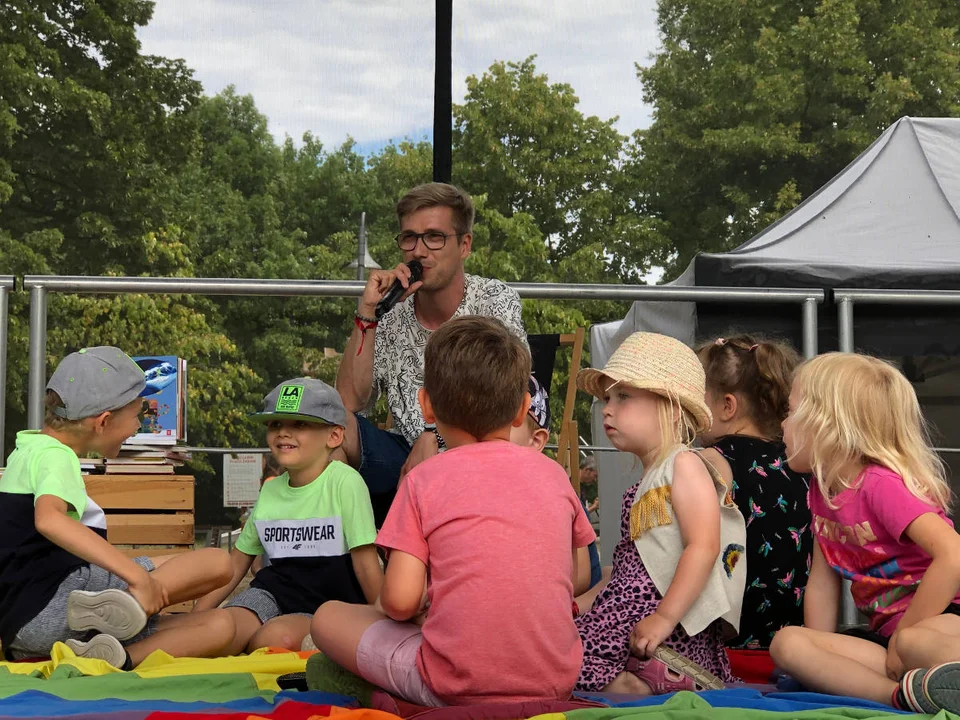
[{"x1": 697, "y1": 117, "x2": 960, "y2": 286}]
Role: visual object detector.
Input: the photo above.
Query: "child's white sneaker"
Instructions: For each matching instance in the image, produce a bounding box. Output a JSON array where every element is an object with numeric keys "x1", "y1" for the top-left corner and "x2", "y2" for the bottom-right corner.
[
  {"x1": 67, "y1": 588, "x2": 147, "y2": 640},
  {"x1": 65, "y1": 633, "x2": 129, "y2": 669}
]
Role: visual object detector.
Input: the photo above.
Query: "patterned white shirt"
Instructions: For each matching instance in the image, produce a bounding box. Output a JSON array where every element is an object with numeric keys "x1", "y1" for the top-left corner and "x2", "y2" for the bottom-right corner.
[{"x1": 369, "y1": 274, "x2": 526, "y2": 444}]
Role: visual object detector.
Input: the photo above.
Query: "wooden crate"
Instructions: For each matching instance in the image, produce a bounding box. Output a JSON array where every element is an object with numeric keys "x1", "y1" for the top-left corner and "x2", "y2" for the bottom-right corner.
[{"x1": 84, "y1": 474, "x2": 196, "y2": 612}]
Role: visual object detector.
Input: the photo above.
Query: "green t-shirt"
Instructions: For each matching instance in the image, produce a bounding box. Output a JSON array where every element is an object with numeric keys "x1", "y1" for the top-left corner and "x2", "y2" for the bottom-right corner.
[
  {"x1": 239, "y1": 459, "x2": 377, "y2": 613},
  {"x1": 0, "y1": 431, "x2": 102, "y2": 656},
  {"x1": 2, "y1": 430, "x2": 88, "y2": 519}
]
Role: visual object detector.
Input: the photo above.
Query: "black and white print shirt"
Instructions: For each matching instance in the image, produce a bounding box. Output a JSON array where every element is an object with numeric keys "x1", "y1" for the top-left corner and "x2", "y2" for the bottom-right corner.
[{"x1": 370, "y1": 274, "x2": 526, "y2": 444}]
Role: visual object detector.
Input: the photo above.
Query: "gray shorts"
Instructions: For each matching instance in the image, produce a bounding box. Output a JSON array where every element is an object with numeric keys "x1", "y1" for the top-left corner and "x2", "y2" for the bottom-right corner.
[
  {"x1": 224, "y1": 587, "x2": 311, "y2": 625},
  {"x1": 8, "y1": 556, "x2": 159, "y2": 660}
]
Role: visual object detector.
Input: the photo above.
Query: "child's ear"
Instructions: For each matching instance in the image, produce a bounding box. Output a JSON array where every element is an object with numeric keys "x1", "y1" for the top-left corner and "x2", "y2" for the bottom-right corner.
[
  {"x1": 418, "y1": 388, "x2": 436, "y2": 424},
  {"x1": 722, "y1": 393, "x2": 739, "y2": 421},
  {"x1": 532, "y1": 427, "x2": 549, "y2": 453},
  {"x1": 511, "y1": 392, "x2": 532, "y2": 428},
  {"x1": 91, "y1": 411, "x2": 111, "y2": 434},
  {"x1": 326, "y1": 425, "x2": 345, "y2": 449}
]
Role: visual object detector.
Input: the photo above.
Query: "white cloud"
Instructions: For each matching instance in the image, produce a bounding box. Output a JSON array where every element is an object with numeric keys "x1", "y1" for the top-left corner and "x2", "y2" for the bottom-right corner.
[{"x1": 139, "y1": 0, "x2": 659, "y2": 149}]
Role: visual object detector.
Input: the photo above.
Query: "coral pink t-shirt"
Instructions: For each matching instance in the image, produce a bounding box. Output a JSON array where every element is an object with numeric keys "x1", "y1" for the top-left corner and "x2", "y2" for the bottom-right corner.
[
  {"x1": 808, "y1": 464, "x2": 960, "y2": 637},
  {"x1": 377, "y1": 440, "x2": 596, "y2": 705}
]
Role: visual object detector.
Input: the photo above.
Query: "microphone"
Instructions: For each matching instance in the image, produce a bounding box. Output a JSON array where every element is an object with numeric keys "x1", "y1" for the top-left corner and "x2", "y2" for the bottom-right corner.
[{"x1": 375, "y1": 260, "x2": 423, "y2": 319}]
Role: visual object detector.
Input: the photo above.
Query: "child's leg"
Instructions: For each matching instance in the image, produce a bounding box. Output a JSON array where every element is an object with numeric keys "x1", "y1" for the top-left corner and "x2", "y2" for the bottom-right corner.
[
  {"x1": 223, "y1": 607, "x2": 265, "y2": 656},
  {"x1": 125, "y1": 609, "x2": 235, "y2": 665},
  {"x1": 896, "y1": 615, "x2": 960, "y2": 669},
  {"x1": 770, "y1": 626, "x2": 892, "y2": 703},
  {"x1": 311, "y1": 601, "x2": 387, "y2": 674},
  {"x1": 149, "y1": 549, "x2": 233, "y2": 605},
  {"x1": 248, "y1": 614, "x2": 312, "y2": 652},
  {"x1": 311, "y1": 601, "x2": 443, "y2": 706}
]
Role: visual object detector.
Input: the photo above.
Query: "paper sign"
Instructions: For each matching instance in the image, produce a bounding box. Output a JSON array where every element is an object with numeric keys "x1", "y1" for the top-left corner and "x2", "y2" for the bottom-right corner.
[{"x1": 223, "y1": 453, "x2": 262, "y2": 507}]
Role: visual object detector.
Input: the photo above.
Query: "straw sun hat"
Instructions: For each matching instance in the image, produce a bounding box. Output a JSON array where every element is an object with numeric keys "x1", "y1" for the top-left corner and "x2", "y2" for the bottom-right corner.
[{"x1": 577, "y1": 332, "x2": 712, "y2": 434}]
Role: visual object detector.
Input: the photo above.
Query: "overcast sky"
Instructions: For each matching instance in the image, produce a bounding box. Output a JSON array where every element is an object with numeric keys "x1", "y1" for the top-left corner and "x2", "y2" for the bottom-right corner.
[{"x1": 138, "y1": 1, "x2": 661, "y2": 154}]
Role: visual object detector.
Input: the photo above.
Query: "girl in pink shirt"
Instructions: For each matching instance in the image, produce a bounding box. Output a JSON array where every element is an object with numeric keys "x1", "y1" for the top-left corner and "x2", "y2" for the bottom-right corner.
[{"x1": 771, "y1": 352, "x2": 960, "y2": 715}]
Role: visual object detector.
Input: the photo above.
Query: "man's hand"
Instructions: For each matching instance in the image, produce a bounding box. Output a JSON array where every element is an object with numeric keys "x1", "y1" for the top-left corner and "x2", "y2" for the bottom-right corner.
[
  {"x1": 587, "y1": 499, "x2": 599, "y2": 513},
  {"x1": 629, "y1": 611, "x2": 676, "y2": 659},
  {"x1": 359, "y1": 263, "x2": 423, "y2": 318},
  {"x1": 127, "y1": 570, "x2": 168, "y2": 616},
  {"x1": 400, "y1": 431, "x2": 439, "y2": 479}
]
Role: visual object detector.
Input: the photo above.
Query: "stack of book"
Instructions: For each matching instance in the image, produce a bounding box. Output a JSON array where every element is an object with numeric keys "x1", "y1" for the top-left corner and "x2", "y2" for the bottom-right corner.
[{"x1": 106, "y1": 445, "x2": 192, "y2": 475}]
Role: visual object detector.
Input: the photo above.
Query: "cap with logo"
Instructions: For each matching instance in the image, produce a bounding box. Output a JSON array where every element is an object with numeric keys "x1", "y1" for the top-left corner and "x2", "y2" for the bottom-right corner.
[
  {"x1": 47, "y1": 347, "x2": 147, "y2": 420},
  {"x1": 250, "y1": 377, "x2": 347, "y2": 427},
  {"x1": 527, "y1": 375, "x2": 551, "y2": 430}
]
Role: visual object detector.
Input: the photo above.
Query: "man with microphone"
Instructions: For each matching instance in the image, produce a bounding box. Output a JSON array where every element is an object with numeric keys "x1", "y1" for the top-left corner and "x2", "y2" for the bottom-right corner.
[{"x1": 335, "y1": 183, "x2": 526, "y2": 522}]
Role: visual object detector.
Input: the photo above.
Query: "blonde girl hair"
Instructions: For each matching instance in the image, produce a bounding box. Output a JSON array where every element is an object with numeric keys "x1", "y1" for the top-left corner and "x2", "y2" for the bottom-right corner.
[
  {"x1": 791, "y1": 353, "x2": 950, "y2": 511},
  {"x1": 650, "y1": 393, "x2": 699, "y2": 470}
]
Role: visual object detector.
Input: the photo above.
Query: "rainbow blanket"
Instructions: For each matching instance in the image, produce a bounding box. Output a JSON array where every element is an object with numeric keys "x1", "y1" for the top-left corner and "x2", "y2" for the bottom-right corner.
[{"x1": 0, "y1": 647, "x2": 954, "y2": 720}]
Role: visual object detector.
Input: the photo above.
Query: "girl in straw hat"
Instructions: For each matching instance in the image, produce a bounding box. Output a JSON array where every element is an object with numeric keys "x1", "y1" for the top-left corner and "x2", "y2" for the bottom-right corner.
[{"x1": 574, "y1": 332, "x2": 746, "y2": 694}]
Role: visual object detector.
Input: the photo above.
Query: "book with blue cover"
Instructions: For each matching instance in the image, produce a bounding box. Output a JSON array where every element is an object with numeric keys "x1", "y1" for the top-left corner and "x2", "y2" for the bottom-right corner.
[{"x1": 125, "y1": 355, "x2": 187, "y2": 446}]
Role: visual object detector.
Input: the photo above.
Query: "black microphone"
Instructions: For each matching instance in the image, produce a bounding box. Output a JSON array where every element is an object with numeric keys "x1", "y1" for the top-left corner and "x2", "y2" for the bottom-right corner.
[{"x1": 375, "y1": 260, "x2": 423, "y2": 319}]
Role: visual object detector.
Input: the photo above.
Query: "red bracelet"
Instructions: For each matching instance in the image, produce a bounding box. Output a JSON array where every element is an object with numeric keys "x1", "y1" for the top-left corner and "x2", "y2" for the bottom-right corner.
[
  {"x1": 572, "y1": 600, "x2": 580, "y2": 618},
  {"x1": 354, "y1": 315, "x2": 378, "y2": 355}
]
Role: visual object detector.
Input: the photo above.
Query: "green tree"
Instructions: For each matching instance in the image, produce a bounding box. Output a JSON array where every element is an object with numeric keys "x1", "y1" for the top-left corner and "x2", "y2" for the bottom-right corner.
[
  {"x1": 454, "y1": 57, "x2": 661, "y2": 281},
  {"x1": 634, "y1": 0, "x2": 960, "y2": 276}
]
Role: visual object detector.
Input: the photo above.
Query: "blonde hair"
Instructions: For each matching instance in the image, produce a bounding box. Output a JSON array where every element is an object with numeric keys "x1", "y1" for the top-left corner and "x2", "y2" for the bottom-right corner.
[
  {"x1": 791, "y1": 353, "x2": 949, "y2": 511},
  {"x1": 650, "y1": 393, "x2": 699, "y2": 470},
  {"x1": 44, "y1": 390, "x2": 89, "y2": 433}
]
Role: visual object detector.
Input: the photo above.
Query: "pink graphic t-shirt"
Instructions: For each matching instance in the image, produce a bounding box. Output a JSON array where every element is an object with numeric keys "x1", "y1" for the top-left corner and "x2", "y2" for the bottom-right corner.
[
  {"x1": 377, "y1": 440, "x2": 596, "y2": 705},
  {"x1": 808, "y1": 464, "x2": 960, "y2": 637}
]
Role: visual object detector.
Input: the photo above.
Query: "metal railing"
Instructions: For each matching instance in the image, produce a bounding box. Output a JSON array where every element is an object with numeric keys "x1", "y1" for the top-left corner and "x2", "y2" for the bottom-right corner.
[
  {"x1": 22, "y1": 275, "x2": 825, "y2": 428},
  {"x1": 0, "y1": 276, "x2": 14, "y2": 459}
]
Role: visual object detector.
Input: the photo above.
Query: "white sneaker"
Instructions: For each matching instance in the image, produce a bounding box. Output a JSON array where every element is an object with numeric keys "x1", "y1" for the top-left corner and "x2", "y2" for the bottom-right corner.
[
  {"x1": 67, "y1": 589, "x2": 147, "y2": 641},
  {"x1": 65, "y1": 634, "x2": 128, "y2": 668}
]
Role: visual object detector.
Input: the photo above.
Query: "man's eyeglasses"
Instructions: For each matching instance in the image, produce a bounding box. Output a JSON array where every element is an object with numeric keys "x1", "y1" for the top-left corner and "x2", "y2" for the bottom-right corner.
[{"x1": 395, "y1": 231, "x2": 462, "y2": 251}]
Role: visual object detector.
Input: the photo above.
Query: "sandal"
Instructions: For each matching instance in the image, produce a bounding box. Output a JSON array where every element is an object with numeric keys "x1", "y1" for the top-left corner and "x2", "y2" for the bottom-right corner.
[{"x1": 626, "y1": 645, "x2": 725, "y2": 694}]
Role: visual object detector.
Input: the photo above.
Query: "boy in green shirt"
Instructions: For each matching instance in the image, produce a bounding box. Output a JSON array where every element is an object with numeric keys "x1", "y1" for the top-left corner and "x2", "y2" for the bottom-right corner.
[
  {"x1": 0, "y1": 347, "x2": 235, "y2": 668},
  {"x1": 196, "y1": 378, "x2": 382, "y2": 653}
]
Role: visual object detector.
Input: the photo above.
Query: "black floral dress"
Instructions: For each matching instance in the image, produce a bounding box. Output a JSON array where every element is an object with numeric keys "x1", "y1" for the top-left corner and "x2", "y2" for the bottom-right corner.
[{"x1": 712, "y1": 435, "x2": 813, "y2": 649}]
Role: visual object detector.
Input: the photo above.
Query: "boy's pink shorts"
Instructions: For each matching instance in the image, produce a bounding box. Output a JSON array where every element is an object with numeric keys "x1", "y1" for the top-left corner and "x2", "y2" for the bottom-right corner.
[{"x1": 356, "y1": 619, "x2": 445, "y2": 707}]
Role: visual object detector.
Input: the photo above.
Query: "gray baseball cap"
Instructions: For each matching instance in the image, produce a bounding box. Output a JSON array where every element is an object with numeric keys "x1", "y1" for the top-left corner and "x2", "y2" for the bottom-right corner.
[
  {"x1": 47, "y1": 346, "x2": 147, "y2": 420},
  {"x1": 250, "y1": 377, "x2": 347, "y2": 427}
]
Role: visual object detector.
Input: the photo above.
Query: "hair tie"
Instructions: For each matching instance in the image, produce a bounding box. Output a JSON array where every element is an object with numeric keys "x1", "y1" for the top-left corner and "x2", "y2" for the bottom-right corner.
[
  {"x1": 715, "y1": 338, "x2": 727, "y2": 346},
  {"x1": 749, "y1": 344, "x2": 759, "y2": 352}
]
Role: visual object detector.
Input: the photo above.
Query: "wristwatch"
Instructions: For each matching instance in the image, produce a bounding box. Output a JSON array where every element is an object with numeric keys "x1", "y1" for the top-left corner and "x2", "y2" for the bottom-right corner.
[{"x1": 424, "y1": 424, "x2": 446, "y2": 451}]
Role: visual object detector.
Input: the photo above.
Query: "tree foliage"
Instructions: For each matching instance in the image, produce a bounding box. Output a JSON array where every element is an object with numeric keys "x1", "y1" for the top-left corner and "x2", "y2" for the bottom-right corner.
[{"x1": 633, "y1": 0, "x2": 960, "y2": 276}]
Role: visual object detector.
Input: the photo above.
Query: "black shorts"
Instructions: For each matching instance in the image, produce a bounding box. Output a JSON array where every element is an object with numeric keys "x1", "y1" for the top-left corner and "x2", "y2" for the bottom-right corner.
[{"x1": 841, "y1": 603, "x2": 960, "y2": 648}]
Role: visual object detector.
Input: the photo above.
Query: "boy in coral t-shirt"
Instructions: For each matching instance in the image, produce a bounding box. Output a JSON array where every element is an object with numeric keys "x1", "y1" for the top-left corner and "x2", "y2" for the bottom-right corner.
[{"x1": 310, "y1": 316, "x2": 595, "y2": 706}]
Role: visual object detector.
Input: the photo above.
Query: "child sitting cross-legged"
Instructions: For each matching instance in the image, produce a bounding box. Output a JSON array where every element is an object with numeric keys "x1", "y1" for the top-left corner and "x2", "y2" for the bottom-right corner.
[
  {"x1": 0, "y1": 347, "x2": 235, "y2": 668},
  {"x1": 194, "y1": 378, "x2": 382, "y2": 653},
  {"x1": 311, "y1": 316, "x2": 596, "y2": 706},
  {"x1": 574, "y1": 332, "x2": 747, "y2": 695}
]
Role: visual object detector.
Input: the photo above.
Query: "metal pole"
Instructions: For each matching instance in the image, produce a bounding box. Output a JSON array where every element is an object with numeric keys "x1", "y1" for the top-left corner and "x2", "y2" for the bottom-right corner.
[
  {"x1": 27, "y1": 285, "x2": 48, "y2": 430},
  {"x1": 0, "y1": 284, "x2": 8, "y2": 461},
  {"x1": 357, "y1": 212, "x2": 367, "y2": 281},
  {"x1": 838, "y1": 296, "x2": 855, "y2": 352},
  {"x1": 802, "y1": 297, "x2": 818, "y2": 359},
  {"x1": 433, "y1": 0, "x2": 453, "y2": 182},
  {"x1": 835, "y1": 295, "x2": 860, "y2": 628}
]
